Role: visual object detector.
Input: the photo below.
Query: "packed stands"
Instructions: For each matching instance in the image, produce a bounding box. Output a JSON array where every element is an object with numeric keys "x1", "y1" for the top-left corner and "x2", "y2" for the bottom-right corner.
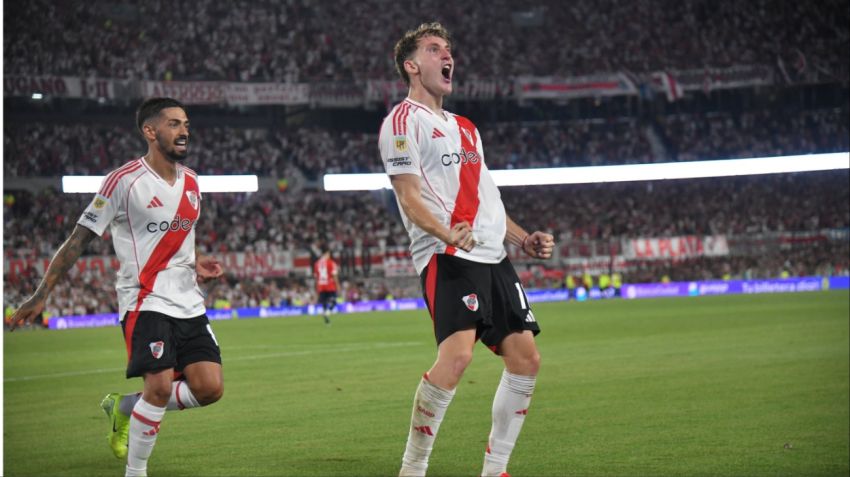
[
  {"x1": 5, "y1": 106, "x2": 847, "y2": 178},
  {"x1": 5, "y1": 170, "x2": 847, "y2": 316},
  {"x1": 5, "y1": 0, "x2": 848, "y2": 81}
]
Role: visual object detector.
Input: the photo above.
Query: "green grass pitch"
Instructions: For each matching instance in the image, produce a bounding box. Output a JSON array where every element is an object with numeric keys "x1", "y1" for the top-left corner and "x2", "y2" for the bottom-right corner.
[{"x1": 4, "y1": 291, "x2": 849, "y2": 476}]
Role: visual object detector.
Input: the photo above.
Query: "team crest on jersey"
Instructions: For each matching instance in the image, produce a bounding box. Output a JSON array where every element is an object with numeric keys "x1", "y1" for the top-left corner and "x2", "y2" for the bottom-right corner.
[
  {"x1": 394, "y1": 136, "x2": 408, "y2": 152},
  {"x1": 149, "y1": 341, "x2": 165, "y2": 359},
  {"x1": 185, "y1": 190, "x2": 199, "y2": 210},
  {"x1": 92, "y1": 197, "x2": 107, "y2": 209},
  {"x1": 462, "y1": 293, "x2": 479, "y2": 312},
  {"x1": 460, "y1": 128, "x2": 474, "y2": 145}
]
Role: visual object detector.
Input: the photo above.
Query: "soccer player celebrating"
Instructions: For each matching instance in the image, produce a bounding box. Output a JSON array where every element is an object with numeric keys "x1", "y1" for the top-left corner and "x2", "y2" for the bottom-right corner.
[
  {"x1": 10, "y1": 98, "x2": 226, "y2": 477},
  {"x1": 313, "y1": 245, "x2": 340, "y2": 325},
  {"x1": 379, "y1": 23, "x2": 556, "y2": 477}
]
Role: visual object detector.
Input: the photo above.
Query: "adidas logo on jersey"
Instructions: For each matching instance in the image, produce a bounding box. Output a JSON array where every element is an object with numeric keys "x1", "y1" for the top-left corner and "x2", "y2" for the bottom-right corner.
[
  {"x1": 431, "y1": 128, "x2": 445, "y2": 139},
  {"x1": 146, "y1": 196, "x2": 164, "y2": 208}
]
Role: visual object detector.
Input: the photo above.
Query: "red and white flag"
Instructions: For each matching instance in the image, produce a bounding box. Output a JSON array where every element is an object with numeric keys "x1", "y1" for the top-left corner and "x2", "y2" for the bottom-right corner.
[{"x1": 659, "y1": 72, "x2": 684, "y2": 102}]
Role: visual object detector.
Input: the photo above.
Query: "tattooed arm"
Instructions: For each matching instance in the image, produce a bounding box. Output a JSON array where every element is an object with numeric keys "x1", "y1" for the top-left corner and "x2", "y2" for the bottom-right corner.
[{"x1": 9, "y1": 225, "x2": 97, "y2": 331}]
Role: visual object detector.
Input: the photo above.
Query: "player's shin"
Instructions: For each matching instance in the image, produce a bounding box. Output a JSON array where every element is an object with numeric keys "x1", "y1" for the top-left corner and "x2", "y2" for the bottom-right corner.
[
  {"x1": 399, "y1": 374, "x2": 456, "y2": 477},
  {"x1": 481, "y1": 370, "x2": 536, "y2": 477},
  {"x1": 126, "y1": 398, "x2": 166, "y2": 477}
]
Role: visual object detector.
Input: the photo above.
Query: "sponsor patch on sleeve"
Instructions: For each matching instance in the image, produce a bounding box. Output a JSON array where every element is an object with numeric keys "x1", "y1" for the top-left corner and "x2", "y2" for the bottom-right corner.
[
  {"x1": 92, "y1": 196, "x2": 107, "y2": 209},
  {"x1": 387, "y1": 157, "x2": 413, "y2": 168},
  {"x1": 82, "y1": 212, "x2": 99, "y2": 223}
]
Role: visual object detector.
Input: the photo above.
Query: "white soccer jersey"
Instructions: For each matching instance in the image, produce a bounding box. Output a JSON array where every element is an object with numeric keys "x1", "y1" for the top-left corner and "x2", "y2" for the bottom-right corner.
[
  {"x1": 78, "y1": 158, "x2": 205, "y2": 320},
  {"x1": 379, "y1": 98, "x2": 507, "y2": 274}
]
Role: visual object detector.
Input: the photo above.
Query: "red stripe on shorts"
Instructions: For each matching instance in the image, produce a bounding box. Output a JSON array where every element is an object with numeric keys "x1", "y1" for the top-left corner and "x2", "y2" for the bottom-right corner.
[
  {"x1": 123, "y1": 311, "x2": 140, "y2": 360},
  {"x1": 424, "y1": 254, "x2": 438, "y2": 337}
]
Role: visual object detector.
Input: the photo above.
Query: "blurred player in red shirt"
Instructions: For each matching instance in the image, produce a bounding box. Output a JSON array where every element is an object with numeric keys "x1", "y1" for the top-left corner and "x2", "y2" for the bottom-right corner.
[{"x1": 314, "y1": 245, "x2": 340, "y2": 325}]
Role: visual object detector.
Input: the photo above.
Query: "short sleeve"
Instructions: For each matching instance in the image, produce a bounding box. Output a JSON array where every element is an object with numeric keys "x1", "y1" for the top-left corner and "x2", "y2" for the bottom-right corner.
[
  {"x1": 77, "y1": 177, "x2": 125, "y2": 236},
  {"x1": 379, "y1": 107, "x2": 421, "y2": 176}
]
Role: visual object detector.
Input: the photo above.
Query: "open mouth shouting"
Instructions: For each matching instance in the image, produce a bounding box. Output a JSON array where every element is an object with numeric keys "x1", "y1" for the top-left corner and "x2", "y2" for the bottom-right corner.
[
  {"x1": 441, "y1": 63, "x2": 452, "y2": 83},
  {"x1": 174, "y1": 136, "x2": 189, "y2": 154}
]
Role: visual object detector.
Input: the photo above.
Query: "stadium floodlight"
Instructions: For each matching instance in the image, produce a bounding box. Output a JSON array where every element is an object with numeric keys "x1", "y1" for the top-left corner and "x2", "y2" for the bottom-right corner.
[
  {"x1": 323, "y1": 173, "x2": 392, "y2": 191},
  {"x1": 323, "y1": 152, "x2": 850, "y2": 191},
  {"x1": 197, "y1": 175, "x2": 259, "y2": 193},
  {"x1": 62, "y1": 175, "x2": 259, "y2": 193}
]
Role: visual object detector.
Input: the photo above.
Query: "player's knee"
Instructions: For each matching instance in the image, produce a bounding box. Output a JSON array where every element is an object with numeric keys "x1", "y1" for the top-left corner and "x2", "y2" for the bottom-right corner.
[
  {"x1": 204, "y1": 385, "x2": 224, "y2": 405},
  {"x1": 449, "y1": 351, "x2": 473, "y2": 377},
  {"x1": 506, "y1": 350, "x2": 541, "y2": 376},
  {"x1": 525, "y1": 351, "x2": 541, "y2": 376},
  {"x1": 195, "y1": 382, "x2": 224, "y2": 406},
  {"x1": 146, "y1": 384, "x2": 173, "y2": 406},
  {"x1": 189, "y1": 377, "x2": 224, "y2": 405}
]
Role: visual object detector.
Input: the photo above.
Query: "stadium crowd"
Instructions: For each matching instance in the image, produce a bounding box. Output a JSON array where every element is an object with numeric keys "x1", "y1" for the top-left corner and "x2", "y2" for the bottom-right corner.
[
  {"x1": 5, "y1": 106, "x2": 848, "y2": 178},
  {"x1": 5, "y1": 0, "x2": 848, "y2": 82},
  {"x1": 623, "y1": 244, "x2": 848, "y2": 285},
  {"x1": 661, "y1": 107, "x2": 850, "y2": 162},
  {"x1": 4, "y1": 0, "x2": 848, "y2": 319},
  {"x1": 4, "y1": 170, "x2": 848, "y2": 317},
  {"x1": 502, "y1": 171, "x2": 850, "y2": 242},
  {"x1": 2, "y1": 124, "x2": 299, "y2": 177},
  {"x1": 6, "y1": 172, "x2": 846, "y2": 259}
]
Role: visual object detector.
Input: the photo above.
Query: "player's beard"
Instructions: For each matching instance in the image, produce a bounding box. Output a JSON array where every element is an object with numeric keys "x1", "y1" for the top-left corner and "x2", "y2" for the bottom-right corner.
[{"x1": 156, "y1": 132, "x2": 189, "y2": 162}]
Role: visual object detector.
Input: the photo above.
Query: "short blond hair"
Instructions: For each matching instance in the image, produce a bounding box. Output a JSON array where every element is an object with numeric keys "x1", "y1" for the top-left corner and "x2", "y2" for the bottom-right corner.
[{"x1": 393, "y1": 22, "x2": 452, "y2": 85}]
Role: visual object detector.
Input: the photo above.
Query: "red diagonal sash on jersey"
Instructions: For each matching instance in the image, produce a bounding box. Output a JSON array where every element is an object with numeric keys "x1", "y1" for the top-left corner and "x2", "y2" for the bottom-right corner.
[
  {"x1": 445, "y1": 116, "x2": 481, "y2": 256},
  {"x1": 123, "y1": 174, "x2": 200, "y2": 359}
]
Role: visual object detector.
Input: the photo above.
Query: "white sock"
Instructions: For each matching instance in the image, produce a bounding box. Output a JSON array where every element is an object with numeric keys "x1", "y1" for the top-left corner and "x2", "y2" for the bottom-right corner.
[
  {"x1": 166, "y1": 380, "x2": 201, "y2": 411},
  {"x1": 399, "y1": 374, "x2": 456, "y2": 477},
  {"x1": 481, "y1": 370, "x2": 536, "y2": 477},
  {"x1": 126, "y1": 398, "x2": 166, "y2": 477}
]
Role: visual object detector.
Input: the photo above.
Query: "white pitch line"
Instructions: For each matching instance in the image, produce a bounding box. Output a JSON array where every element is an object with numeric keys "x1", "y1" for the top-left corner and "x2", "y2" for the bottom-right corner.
[
  {"x1": 4, "y1": 341, "x2": 424, "y2": 383},
  {"x1": 4, "y1": 367, "x2": 127, "y2": 383}
]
